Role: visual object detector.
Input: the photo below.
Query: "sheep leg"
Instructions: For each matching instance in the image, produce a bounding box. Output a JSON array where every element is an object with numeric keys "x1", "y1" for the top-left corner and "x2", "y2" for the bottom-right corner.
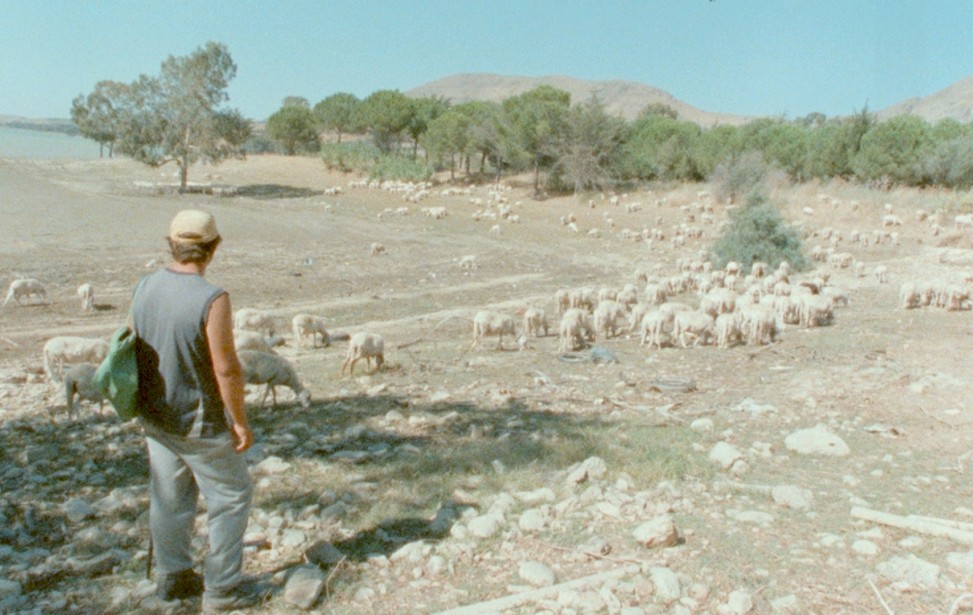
[{"x1": 259, "y1": 385, "x2": 271, "y2": 408}]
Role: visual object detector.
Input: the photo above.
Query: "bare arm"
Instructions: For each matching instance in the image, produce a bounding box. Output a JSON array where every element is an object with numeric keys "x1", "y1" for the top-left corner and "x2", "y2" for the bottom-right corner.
[{"x1": 206, "y1": 293, "x2": 253, "y2": 452}]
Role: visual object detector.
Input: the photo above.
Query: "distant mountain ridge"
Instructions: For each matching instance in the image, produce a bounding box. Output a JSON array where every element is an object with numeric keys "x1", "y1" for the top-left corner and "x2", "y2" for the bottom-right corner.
[
  {"x1": 876, "y1": 76, "x2": 973, "y2": 123},
  {"x1": 406, "y1": 73, "x2": 750, "y2": 127}
]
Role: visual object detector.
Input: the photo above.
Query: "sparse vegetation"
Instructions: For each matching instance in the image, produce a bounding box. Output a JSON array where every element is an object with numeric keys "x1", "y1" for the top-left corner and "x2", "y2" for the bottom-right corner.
[{"x1": 710, "y1": 192, "x2": 809, "y2": 270}]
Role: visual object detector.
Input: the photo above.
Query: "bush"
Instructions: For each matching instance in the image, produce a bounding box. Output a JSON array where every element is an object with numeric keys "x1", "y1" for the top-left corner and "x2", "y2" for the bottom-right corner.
[
  {"x1": 320, "y1": 141, "x2": 379, "y2": 173},
  {"x1": 710, "y1": 150, "x2": 770, "y2": 203},
  {"x1": 710, "y1": 193, "x2": 809, "y2": 271},
  {"x1": 369, "y1": 154, "x2": 434, "y2": 182}
]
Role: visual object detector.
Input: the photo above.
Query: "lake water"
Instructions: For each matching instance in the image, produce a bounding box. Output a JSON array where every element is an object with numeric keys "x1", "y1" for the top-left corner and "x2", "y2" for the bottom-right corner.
[{"x1": 0, "y1": 125, "x2": 101, "y2": 159}]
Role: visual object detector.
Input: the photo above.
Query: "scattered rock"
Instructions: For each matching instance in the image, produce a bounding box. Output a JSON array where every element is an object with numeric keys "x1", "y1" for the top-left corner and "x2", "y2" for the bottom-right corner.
[
  {"x1": 771, "y1": 485, "x2": 813, "y2": 509},
  {"x1": 632, "y1": 514, "x2": 679, "y2": 548},
  {"x1": 784, "y1": 424, "x2": 850, "y2": 456},
  {"x1": 650, "y1": 566, "x2": 681, "y2": 602},
  {"x1": 876, "y1": 554, "x2": 940, "y2": 588},
  {"x1": 518, "y1": 561, "x2": 556, "y2": 586},
  {"x1": 284, "y1": 565, "x2": 325, "y2": 610}
]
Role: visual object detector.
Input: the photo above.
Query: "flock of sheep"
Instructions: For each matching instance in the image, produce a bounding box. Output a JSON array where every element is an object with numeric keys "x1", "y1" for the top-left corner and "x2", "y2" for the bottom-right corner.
[
  {"x1": 8, "y1": 277, "x2": 386, "y2": 418},
  {"x1": 8, "y1": 179, "x2": 973, "y2": 421}
]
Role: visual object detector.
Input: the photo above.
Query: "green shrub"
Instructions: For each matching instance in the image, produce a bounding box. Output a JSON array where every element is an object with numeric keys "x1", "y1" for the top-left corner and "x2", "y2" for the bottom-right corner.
[
  {"x1": 320, "y1": 141, "x2": 379, "y2": 173},
  {"x1": 710, "y1": 193, "x2": 809, "y2": 271},
  {"x1": 369, "y1": 153, "x2": 434, "y2": 182},
  {"x1": 711, "y1": 150, "x2": 770, "y2": 202}
]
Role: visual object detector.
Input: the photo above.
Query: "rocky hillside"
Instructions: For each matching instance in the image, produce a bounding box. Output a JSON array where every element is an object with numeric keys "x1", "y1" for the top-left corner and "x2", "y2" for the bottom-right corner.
[
  {"x1": 877, "y1": 76, "x2": 973, "y2": 123},
  {"x1": 406, "y1": 73, "x2": 750, "y2": 126}
]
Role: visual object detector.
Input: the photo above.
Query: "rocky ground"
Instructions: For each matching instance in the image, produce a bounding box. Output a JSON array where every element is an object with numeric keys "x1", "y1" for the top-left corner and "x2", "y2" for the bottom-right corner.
[{"x1": 2, "y1": 155, "x2": 973, "y2": 614}]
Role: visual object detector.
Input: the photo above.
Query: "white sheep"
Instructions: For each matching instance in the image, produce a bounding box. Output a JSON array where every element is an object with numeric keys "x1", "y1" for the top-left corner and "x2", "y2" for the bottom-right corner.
[
  {"x1": 737, "y1": 304, "x2": 781, "y2": 345},
  {"x1": 593, "y1": 300, "x2": 626, "y2": 339},
  {"x1": 62, "y1": 363, "x2": 105, "y2": 420},
  {"x1": 234, "y1": 308, "x2": 276, "y2": 336},
  {"x1": 954, "y1": 214, "x2": 973, "y2": 229},
  {"x1": 77, "y1": 283, "x2": 95, "y2": 312},
  {"x1": 233, "y1": 329, "x2": 285, "y2": 354},
  {"x1": 237, "y1": 350, "x2": 311, "y2": 408},
  {"x1": 875, "y1": 265, "x2": 888, "y2": 284},
  {"x1": 715, "y1": 312, "x2": 741, "y2": 349},
  {"x1": 554, "y1": 289, "x2": 571, "y2": 315},
  {"x1": 340, "y1": 332, "x2": 385, "y2": 376},
  {"x1": 291, "y1": 314, "x2": 329, "y2": 348},
  {"x1": 522, "y1": 308, "x2": 549, "y2": 338},
  {"x1": 459, "y1": 255, "x2": 478, "y2": 271},
  {"x1": 639, "y1": 310, "x2": 669, "y2": 349},
  {"x1": 370, "y1": 242, "x2": 387, "y2": 256},
  {"x1": 43, "y1": 336, "x2": 109, "y2": 382},
  {"x1": 2, "y1": 278, "x2": 47, "y2": 308},
  {"x1": 558, "y1": 307, "x2": 594, "y2": 352},
  {"x1": 799, "y1": 294, "x2": 834, "y2": 327},
  {"x1": 672, "y1": 310, "x2": 715, "y2": 348},
  {"x1": 471, "y1": 310, "x2": 517, "y2": 350}
]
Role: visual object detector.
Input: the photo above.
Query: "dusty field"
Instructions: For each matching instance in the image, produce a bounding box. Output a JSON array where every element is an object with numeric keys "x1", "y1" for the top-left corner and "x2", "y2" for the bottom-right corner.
[{"x1": 2, "y1": 154, "x2": 973, "y2": 614}]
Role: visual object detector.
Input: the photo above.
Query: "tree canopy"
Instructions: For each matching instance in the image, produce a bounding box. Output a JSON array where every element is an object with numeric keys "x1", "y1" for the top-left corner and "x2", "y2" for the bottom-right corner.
[{"x1": 72, "y1": 42, "x2": 250, "y2": 188}]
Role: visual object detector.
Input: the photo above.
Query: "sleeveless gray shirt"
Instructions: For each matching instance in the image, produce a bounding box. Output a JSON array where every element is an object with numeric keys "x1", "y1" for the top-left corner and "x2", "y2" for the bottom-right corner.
[{"x1": 132, "y1": 269, "x2": 227, "y2": 437}]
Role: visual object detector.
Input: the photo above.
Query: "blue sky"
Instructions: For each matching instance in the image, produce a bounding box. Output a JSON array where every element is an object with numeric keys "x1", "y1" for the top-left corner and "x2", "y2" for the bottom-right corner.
[{"x1": 1, "y1": 1, "x2": 971, "y2": 121}]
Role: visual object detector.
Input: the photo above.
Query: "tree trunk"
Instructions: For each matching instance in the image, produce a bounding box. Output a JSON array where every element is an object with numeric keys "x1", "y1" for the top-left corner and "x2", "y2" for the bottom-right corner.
[
  {"x1": 337, "y1": 131, "x2": 343, "y2": 145},
  {"x1": 533, "y1": 158, "x2": 540, "y2": 196},
  {"x1": 180, "y1": 157, "x2": 189, "y2": 189},
  {"x1": 449, "y1": 155, "x2": 455, "y2": 181}
]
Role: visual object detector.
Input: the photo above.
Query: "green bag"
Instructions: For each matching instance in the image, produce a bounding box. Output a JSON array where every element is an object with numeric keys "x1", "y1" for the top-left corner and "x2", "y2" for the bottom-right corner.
[
  {"x1": 93, "y1": 326, "x2": 140, "y2": 421},
  {"x1": 93, "y1": 278, "x2": 145, "y2": 421}
]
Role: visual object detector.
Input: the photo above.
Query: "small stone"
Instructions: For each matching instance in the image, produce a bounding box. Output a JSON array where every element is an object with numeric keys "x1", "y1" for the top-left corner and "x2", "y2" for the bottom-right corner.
[
  {"x1": 62, "y1": 498, "x2": 95, "y2": 523},
  {"x1": 876, "y1": 554, "x2": 940, "y2": 588},
  {"x1": 771, "y1": 485, "x2": 813, "y2": 509},
  {"x1": 253, "y1": 455, "x2": 291, "y2": 474},
  {"x1": 632, "y1": 515, "x2": 679, "y2": 548},
  {"x1": 281, "y1": 529, "x2": 306, "y2": 548},
  {"x1": 519, "y1": 561, "x2": 556, "y2": 587},
  {"x1": 284, "y1": 565, "x2": 325, "y2": 609},
  {"x1": 567, "y1": 456, "x2": 608, "y2": 484},
  {"x1": 467, "y1": 514, "x2": 503, "y2": 538},
  {"x1": 426, "y1": 555, "x2": 448, "y2": 576},
  {"x1": 690, "y1": 418, "x2": 713, "y2": 432},
  {"x1": 784, "y1": 424, "x2": 850, "y2": 456},
  {"x1": 724, "y1": 589, "x2": 754, "y2": 614},
  {"x1": 852, "y1": 540, "x2": 879, "y2": 556},
  {"x1": 708, "y1": 442, "x2": 744, "y2": 469},
  {"x1": 305, "y1": 541, "x2": 345, "y2": 566},
  {"x1": 770, "y1": 593, "x2": 800, "y2": 613},
  {"x1": 518, "y1": 508, "x2": 547, "y2": 532},
  {"x1": 650, "y1": 566, "x2": 681, "y2": 602}
]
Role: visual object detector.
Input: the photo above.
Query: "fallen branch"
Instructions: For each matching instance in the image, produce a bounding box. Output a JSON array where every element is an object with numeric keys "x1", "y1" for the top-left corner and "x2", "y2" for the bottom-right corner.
[
  {"x1": 1, "y1": 337, "x2": 19, "y2": 348},
  {"x1": 713, "y1": 480, "x2": 774, "y2": 496},
  {"x1": 851, "y1": 507, "x2": 973, "y2": 546},
  {"x1": 525, "y1": 538, "x2": 644, "y2": 565},
  {"x1": 868, "y1": 578, "x2": 894, "y2": 615},
  {"x1": 431, "y1": 564, "x2": 640, "y2": 615}
]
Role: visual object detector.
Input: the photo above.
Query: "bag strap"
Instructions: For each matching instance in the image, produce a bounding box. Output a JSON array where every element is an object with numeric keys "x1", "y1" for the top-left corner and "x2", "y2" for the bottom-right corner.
[{"x1": 126, "y1": 276, "x2": 149, "y2": 330}]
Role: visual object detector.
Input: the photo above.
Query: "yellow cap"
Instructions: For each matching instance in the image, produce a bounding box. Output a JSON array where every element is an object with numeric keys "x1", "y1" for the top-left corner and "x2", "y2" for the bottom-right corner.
[{"x1": 168, "y1": 210, "x2": 219, "y2": 243}]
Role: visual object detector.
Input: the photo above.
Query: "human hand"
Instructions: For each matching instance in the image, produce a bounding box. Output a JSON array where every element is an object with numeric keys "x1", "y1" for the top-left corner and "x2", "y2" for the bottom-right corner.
[{"x1": 231, "y1": 422, "x2": 254, "y2": 452}]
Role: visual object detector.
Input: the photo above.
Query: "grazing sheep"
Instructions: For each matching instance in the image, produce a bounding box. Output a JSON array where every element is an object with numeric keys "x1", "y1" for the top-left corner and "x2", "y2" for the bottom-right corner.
[
  {"x1": 233, "y1": 329, "x2": 285, "y2": 354},
  {"x1": 340, "y1": 332, "x2": 385, "y2": 376},
  {"x1": 672, "y1": 310, "x2": 715, "y2": 348},
  {"x1": 715, "y1": 312, "x2": 741, "y2": 349},
  {"x1": 370, "y1": 242, "x2": 387, "y2": 256},
  {"x1": 234, "y1": 308, "x2": 276, "y2": 336},
  {"x1": 471, "y1": 310, "x2": 517, "y2": 350},
  {"x1": 522, "y1": 308, "x2": 549, "y2": 338},
  {"x1": 291, "y1": 314, "x2": 329, "y2": 348},
  {"x1": 558, "y1": 307, "x2": 594, "y2": 352},
  {"x1": 2, "y1": 278, "x2": 47, "y2": 307},
  {"x1": 62, "y1": 363, "x2": 104, "y2": 420},
  {"x1": 639, "y1": 310, "x2": 670, "y2": 349},
  {"x1": 237, "y1": 350, "x2": 311, "y2": 409},
  {"x1": 554, "y1": 289, "x2": 571, "y2": 315},
  {"x1": 954, "y1": 213, "x2": 973, "y2": 229},
  {"x1": 738, "y1": 304, "x2": 781, "y2": 345},
  {"x1": 77, "y1": 283, "x2": 95, "y2": 312},
  {"x1": 799, "y1": 294, "x2": 834, "y2": 327},
  {"x1": 822, "y1": 286, "x2": 850, "y2": 308},
  {"x1": 459, "y1": 254, "x2": 478, "y2": 271},
  {"x1": 593, "y1": 300, "x2": 626, "y2": 339},
  {"x1": 569, "y1": 287, "x2": 598, "y2": 312},
  {"x1": 43, "y1": 336, "x2": 109, "y2": 382}
]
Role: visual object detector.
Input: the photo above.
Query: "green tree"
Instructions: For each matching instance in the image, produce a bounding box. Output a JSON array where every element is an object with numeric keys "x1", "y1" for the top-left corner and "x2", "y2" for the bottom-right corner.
[
  {"x1": 737, "y1": 118, "x2": 809, "y2": 180},
  {"x1": 502, "y1": 85, "x2": 571, "y2": 196},
  {"x1": 406, "y1": 96, "x2": 449, "y2": 159},
  {"x1": 692, "y1": 125, "x2": 741, "y2": 179},
  {"x1": 267, "y1": 100, "x2": 319, "y2": 155},
  {"x1": 621, "y1": 113, "x2": 701, "y2": 181},
  {"x1": 638, "y1": 102, "x2": 679, "y2": 120},
  {"x1": 70, "y1": 80, "x2": 127, "y2": 157},
  {"x1": 361, "y1": 89, "x2": 413, "y2": 153},
  {"x1": 313, "y1": 93, "x2": 362, "y2": 144},
  {"x1": 454, "y1": 100, "x2": 506, "y2": 177},
  {"x1": 421, "y1": 109, "x2": 471, "y2": 180},
  {"x1": 106, "y1": 42, "x2": 251, "y2": 189},
  {"x1": 710, "y1": 192, "x2": 808, "y2": 271},
  {"x1": 853, "y1": 115, "x2": 933, "y2": 185},
  {"x1": 551, "y1": 97, "x2": 627, "y2": 193},
  {"x1": 921, "y1": 121, "x2": 973, "y2": 188}
]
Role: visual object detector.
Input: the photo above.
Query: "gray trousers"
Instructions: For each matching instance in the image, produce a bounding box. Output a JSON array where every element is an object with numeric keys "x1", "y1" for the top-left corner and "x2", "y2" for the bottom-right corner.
[{"x1": 144, "y1": 422, "x2": 253, "y2": 592}]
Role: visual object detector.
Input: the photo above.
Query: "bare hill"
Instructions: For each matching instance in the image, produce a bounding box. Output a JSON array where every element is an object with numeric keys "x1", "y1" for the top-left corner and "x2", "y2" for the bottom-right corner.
[
  {"x1": 406, "y1": 73, "x2": 750, "y2": 126},
  {"x1": 877, "y1": 76, "x2": 973, "y2": 123}
]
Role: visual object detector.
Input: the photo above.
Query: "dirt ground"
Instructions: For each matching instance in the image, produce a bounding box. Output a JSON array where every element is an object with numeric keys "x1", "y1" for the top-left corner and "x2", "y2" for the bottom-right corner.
[{"x1": 3, "y1": 154, "x2": 973, "y2": 614}]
